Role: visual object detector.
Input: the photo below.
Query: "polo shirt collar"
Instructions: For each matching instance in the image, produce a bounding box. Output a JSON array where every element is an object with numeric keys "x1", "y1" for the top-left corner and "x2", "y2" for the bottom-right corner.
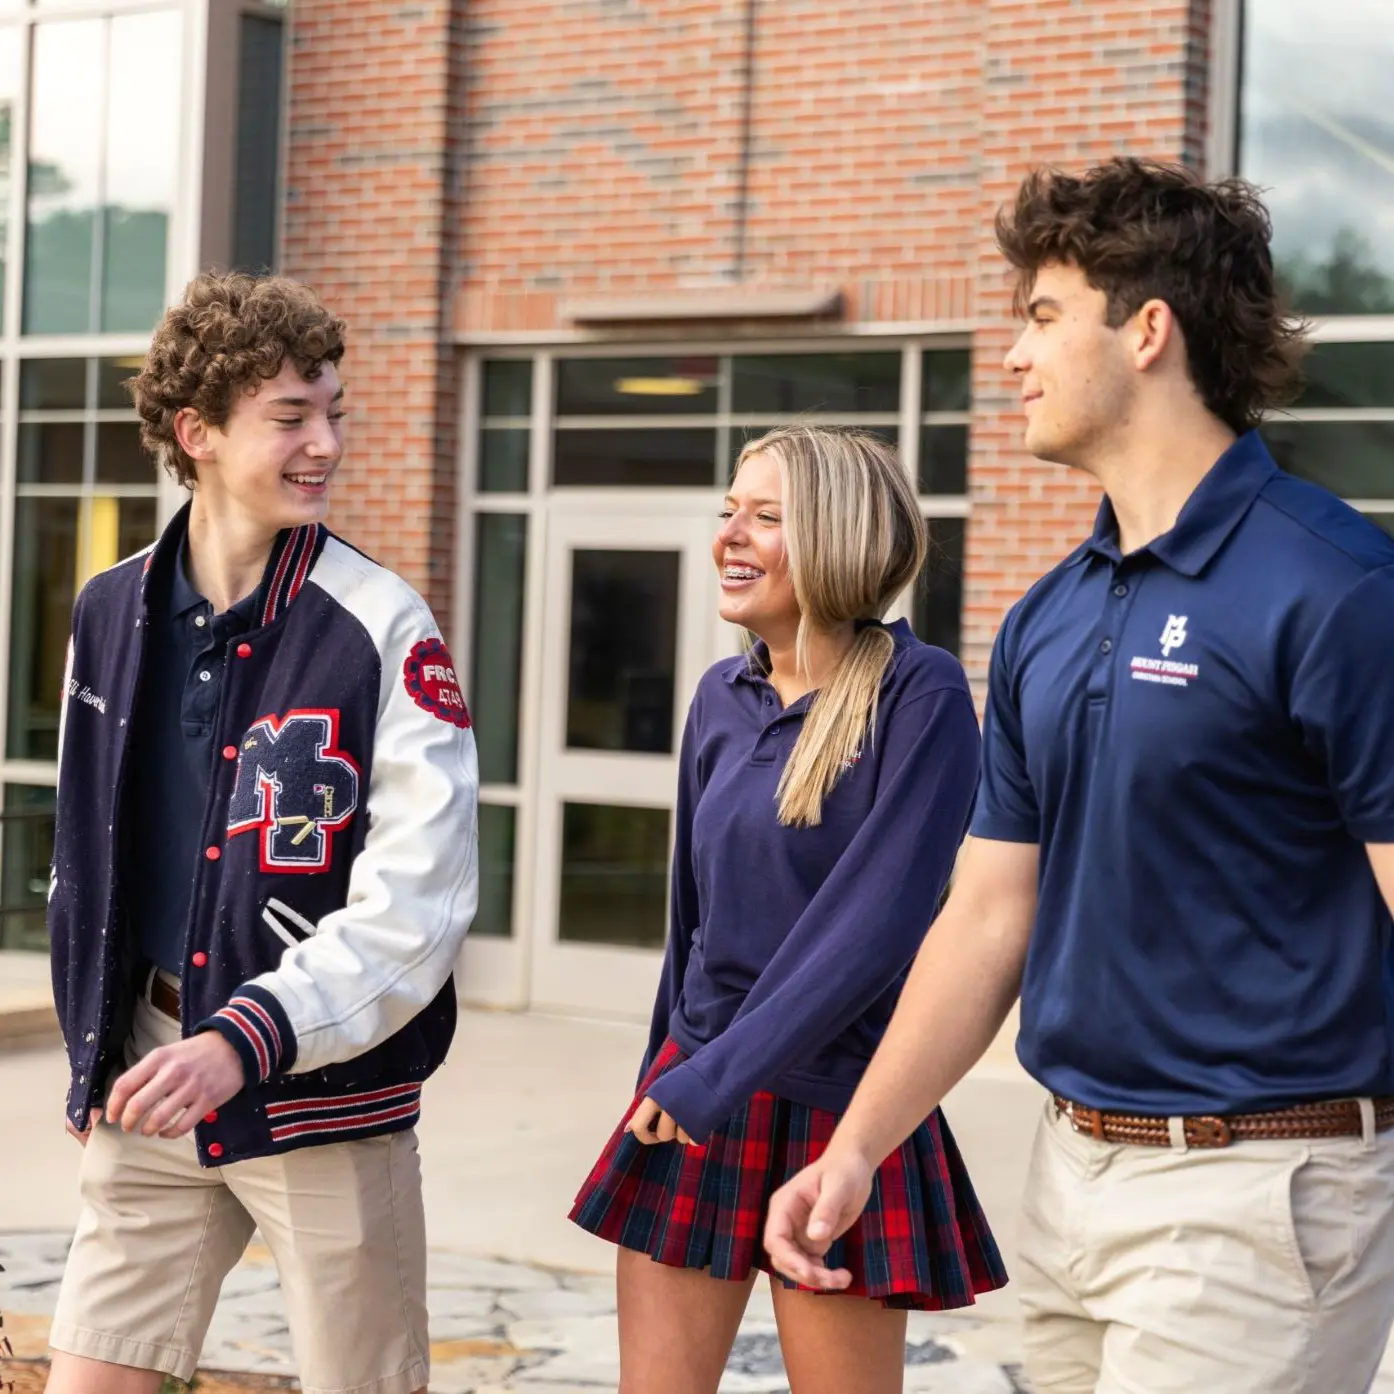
[
  {"x1": 170, "y1": 537, "x2": 262, "y2": 626},
  {"x1": 725, "y1": 616, "x2": 915, "y2": 685},
  {"x1": 1081, "y1": 430, "x2": 1278, "y2": 577}
]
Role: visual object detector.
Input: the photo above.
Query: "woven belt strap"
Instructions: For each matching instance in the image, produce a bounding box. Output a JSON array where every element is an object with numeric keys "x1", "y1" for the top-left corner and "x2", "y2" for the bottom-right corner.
[{"x1": 1052, "y1": 1094, "x2": 1394, "y2": 1149}]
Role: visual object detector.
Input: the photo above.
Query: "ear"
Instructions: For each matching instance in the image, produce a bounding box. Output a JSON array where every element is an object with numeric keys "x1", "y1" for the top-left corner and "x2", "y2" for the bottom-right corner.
[
  {"x1": 1129, "y1": 298, "x2": 1175, "y2": 372},
  {"x1": 172, "y1": 406, "x2": 216, "y2": 464}
]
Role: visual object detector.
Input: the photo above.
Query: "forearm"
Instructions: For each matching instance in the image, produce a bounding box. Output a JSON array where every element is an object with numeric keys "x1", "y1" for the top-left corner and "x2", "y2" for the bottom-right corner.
[{"x1": 830, "y1": 865, "x2": 1032, "y2": 1167}]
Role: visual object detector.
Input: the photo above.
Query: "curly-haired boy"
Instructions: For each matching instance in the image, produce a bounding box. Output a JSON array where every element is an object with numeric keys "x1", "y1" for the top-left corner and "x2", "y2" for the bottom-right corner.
[{"x1": 44, "y1": 272, "x2": 478, "y2": 1394}]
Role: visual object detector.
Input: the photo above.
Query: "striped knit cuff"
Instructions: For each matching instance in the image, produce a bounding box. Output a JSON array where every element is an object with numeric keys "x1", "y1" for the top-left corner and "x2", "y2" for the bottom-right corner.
[{"x1": 197, "y1": 985, "x2": 298, "y2": 1084}]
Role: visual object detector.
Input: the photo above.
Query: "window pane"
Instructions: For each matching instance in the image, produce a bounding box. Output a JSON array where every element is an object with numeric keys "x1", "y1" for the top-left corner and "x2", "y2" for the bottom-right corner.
[
  {"x1": 473, "y1": 802, "x2": 515, "y2": 938},
  {"x1": 102, "y1": 11, "x2": 181, "y2": 332},
  {"x1": 1261, "y1": 421, "x2": 1394, "y2": 498},
  {"x1": 912, "y1": 517, "x2": 965, "y2": 657},
  {"x1": 567, "y1": 549, "x2": 678, "y2": 754},
  {"x1": 732, "y1": 353, "x2": 900, "y2": 413},
  {"x1": 24, "y1": 20, "x2": 104, "y2": 334},
  {"x1": 232, "y1": 14, "x2": 284, "y2": 273},
  {"x1": 116, "y1": 496, "x2": 157, "y2": 565},
  {"x1": 95, "y1": 422, "x2": 152, "y2": 485},
  {"x1": 0, "y1": 29, "x2": 20, "y2": 333},
  {"x1": 922, "y1": 349, "x2": 971, "y2": 412},
  {"x1": 558, "y1": 802, "x2": 670, "y2": 948},
  {"x1": 8, "y1": 496, "x2": 79, "y2": 760},
  {"x1": 98, "y1": 356, "x2": 142, "y2": 409},
  {"x1": 470, "y1": 513, "x2": 527, "y2": 784},
  {"x1": 553, "y1": 427, "x2": 715, "y2": 487},
  {"x1": 479, "y1": 429, "x2": 529, "y2": 493},
  {"x1": 557, "y1": 357, "x2": 720, "y2": 416},
  {"x1": 483, "y1": 360, "x2": 533, "y2": 418},
  {"x1": 1367, "y1": 513, "x2": 1394, "y2": 536},
  {"x1": 731, "y1": 424, "x2": 899, "y2": 480},
  {"x1": 1, "y1": 785, "x2": 56, "y2": 953},
  {"x1": 17, "y1": 421, "x2": 83, "y2": 484},
  {"x1": 1239, "y1": 1, "x2": 1394, "y2": 314},
  {"x1": 919, "y1": 424, "x2": 968, "y2": 495},
  {"x1": 1295, "y1": 342, "x2": 1394, "y2": 410},
  {"x1": 20, "y1": 357, "x2": 85, "y2": 409}
]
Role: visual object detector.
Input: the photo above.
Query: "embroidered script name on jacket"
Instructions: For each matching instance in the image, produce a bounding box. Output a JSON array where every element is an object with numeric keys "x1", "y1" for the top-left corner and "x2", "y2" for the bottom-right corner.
[{"x1": 49, "y1": 506, "x2": 480, "y2": 1166}]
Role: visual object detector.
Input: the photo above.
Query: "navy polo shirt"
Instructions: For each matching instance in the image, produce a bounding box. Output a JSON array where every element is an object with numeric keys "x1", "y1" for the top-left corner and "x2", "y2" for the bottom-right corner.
[
  {"x1": 973, "y1": 432, "x2": 1394, "y2": 1115},
  {"x1": 642, "y1": 619, "x2": 982, "y2": 1141},
  {"x1": 123, "y1": 544, "x2": 261, "y2": 976}
]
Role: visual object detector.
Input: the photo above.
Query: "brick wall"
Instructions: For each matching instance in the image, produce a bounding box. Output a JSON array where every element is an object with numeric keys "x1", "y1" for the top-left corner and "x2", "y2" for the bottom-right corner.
[
  {"x1": 282, "y1": 0, "x2": 463, "y2": 625},
  {"x1": 286, "y1": 0, "x2": 1213, "y2": 680}
]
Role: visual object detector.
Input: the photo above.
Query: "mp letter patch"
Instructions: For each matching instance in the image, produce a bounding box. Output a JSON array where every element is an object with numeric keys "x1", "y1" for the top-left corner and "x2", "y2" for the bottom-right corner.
[
  {"x1": 403, "y1": 638, "x2": 472, "y2": 728},
  {"x1": 227, "y1": 710, "x2": 361, "y2": 873}
]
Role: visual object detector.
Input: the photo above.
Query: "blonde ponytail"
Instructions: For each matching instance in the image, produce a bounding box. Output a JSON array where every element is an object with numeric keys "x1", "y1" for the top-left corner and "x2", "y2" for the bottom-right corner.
[
  {"x1": 731, "y1": 425, "x2": 926, "y2": 829},
  {"x1": 775, "y1": 622, "x2": 897, "y2": 827}
]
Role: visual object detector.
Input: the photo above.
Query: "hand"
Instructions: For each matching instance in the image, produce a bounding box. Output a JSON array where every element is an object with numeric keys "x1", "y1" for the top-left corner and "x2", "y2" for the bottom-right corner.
[
  {"x1": 65, "y1": 1107, "x2": 103, "y2": 1147},
  {"x1": 105, "y1": 1032, "x2": 246, "y2": 1139},
  {"x1": 626, "y1": 1095, "x2": 694, "y2": 1146},
  {"x1": 764, "y1": 1145, "x2": 875, "y2": 1290}
]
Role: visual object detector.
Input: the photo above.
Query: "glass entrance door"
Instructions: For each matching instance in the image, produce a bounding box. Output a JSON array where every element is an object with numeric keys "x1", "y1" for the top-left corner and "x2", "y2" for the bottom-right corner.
[{"x1": 528, "y1": 501, "x2": 725, "y2": 1018}]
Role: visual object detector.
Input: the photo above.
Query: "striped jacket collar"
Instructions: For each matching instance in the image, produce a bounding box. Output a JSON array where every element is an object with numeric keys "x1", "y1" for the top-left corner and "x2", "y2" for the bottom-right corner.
[{"x1": 141, "y1": 502, "x2": 328, "y2": 630}]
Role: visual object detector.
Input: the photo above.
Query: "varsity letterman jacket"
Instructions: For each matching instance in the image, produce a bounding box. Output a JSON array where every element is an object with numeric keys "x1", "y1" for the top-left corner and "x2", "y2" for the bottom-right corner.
[{"x1": 49, "y1": 505, "x2": 479, "y2": 1165}]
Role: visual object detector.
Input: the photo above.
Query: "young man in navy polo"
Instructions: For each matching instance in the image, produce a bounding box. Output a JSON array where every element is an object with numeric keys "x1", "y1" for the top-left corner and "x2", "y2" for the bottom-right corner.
[
  {"x1": 45, "y1": 273, "x2": 478, "y2": 1394},
  {"x1": 765, "y1": 158, "x2": 1394, "y2": 1392}
]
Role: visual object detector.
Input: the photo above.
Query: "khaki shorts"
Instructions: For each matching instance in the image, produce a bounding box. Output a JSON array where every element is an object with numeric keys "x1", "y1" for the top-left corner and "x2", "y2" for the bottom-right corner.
[
  {"x1": 49, "y1": 982, "x2": 429, "y2": 1394},
  {"x1": 1018, "y1": 1096, "x2": 1394, "y2": 1394}
]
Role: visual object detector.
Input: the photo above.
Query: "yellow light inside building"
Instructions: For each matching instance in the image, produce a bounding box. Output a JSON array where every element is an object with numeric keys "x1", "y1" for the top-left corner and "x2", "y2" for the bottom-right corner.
[
  {"x1": 75, "y1": 496, "x2": 122, "y2": 591},
  {"x1": 612, "y1": 377, "x2": 708, "y2": 397}
]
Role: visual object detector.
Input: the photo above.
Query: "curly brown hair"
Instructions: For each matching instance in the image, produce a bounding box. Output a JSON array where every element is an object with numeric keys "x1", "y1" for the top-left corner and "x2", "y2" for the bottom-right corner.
[
  {"x1": 130, "y1": 272, "x2": 346, "y2": 487},
  {"x1": 995, "y1": 158, "x2": 1307, "y2": 433}
]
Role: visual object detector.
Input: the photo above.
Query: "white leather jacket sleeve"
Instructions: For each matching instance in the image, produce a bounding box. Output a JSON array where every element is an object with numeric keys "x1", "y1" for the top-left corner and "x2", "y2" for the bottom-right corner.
[{"x1": 243, "y1": 544, "x2": 479, "y2": 1074}]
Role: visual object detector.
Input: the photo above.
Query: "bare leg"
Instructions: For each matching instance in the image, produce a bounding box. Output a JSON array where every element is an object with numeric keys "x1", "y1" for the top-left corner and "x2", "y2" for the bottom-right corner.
[
  {"x1": 771, "y1": 1276, "x2": 908, "y2": 1394},
  {"x1": 44, "y1": 1354, "x2": 165, "y2": 1394},
  {"x1": 617, "y1": 1248, "x2": 757, "y2": 1394}
]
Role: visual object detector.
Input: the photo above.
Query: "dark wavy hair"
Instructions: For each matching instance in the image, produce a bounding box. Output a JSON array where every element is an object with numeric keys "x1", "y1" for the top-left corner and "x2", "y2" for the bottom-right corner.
[
  {"x1": 130, "y1": 272, "x2": 346, "y2": 487},
  {"x1": 995, "y1": 158, "x2": 1307, "y2": 433}
]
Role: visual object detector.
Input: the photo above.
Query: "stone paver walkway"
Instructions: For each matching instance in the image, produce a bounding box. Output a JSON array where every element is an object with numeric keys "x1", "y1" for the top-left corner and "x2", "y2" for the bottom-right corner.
[{"x1": 1, "y1": 1231, "x2": 1031, "y2": 1393}]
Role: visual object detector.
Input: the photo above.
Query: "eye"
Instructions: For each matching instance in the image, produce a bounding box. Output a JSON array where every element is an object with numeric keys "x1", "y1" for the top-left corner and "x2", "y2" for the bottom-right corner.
[
  {"x1": 757, "y1": 512, "x2": 781, "y2": 524},
  {"x1": 717, "y1": 508, "x2": 734, "y2": 519},
  {"x1": 274, "y1": 418, "x2": 303, "y2": 427},
  {"x1": 330, "y1": 410, "x2": 348, "y2": 422}
]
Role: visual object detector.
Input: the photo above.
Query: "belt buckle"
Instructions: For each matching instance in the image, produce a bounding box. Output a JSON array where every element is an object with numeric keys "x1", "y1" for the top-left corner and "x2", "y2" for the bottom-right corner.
[{"x1": 1185, "y1": 1115, "x2": 1233, "y2": 1148}]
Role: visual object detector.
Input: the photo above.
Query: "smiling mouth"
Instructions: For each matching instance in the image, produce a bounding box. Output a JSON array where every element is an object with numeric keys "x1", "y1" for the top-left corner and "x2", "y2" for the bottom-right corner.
[
  {"x1": 721, "y1": 563, "x2": 764, "y2": 588},
  {"x1": 285, "y1": 472, "x2": 330, "y2": 489}
]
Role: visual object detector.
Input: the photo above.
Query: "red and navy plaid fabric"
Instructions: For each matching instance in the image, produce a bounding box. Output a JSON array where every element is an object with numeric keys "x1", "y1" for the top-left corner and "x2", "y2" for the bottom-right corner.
[{"x1": 569, "y1": 1038, "x2": 1007, "y2": 1310}]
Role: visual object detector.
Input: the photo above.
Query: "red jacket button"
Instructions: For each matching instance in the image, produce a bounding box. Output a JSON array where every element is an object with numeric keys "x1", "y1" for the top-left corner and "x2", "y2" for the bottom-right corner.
[
  {"x1": 204, "y1": 1110, "x2": 218, "y2": 1124},
  {"x1": 208, "y1": 1142, "x2": 224, "y2": 1159},
  {"x1": 191, "y1": 951, "x2": 208, "y2": 968},
  {"x1": 205, "y1": 846, "x2": 221, "y2": 861},
  {"x1": 222, "y1": 745, "x2": 238, "y2": 761},
  {"x1": 236, "y1": 643, "x2": 252, "y2": 658}
]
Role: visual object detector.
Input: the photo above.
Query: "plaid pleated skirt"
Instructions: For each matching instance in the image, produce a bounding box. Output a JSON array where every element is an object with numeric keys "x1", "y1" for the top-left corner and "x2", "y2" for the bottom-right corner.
[{"x1": 569, "y1": 1038, "x2": 1007, "y2": 1310}]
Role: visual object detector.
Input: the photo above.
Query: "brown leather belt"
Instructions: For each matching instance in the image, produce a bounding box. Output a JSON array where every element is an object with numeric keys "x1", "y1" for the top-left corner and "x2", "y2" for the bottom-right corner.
[
  {"x1": 145, "y1": 968, "x2": 181, "y2": 1022},
  {"x1": 1052, "y1": 1093, "x2": 1394, "y2": 1149}
]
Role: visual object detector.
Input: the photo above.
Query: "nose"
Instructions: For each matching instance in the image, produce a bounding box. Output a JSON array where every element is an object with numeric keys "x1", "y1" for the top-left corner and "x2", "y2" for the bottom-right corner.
[
  {"x1": 715, "y1": 511, "x2": 746, "y2": 549},
  {"x1": 1003, "y1": 328, "x2": 1029, "y2": 376},
  {"x1": 306, "y1": 413, "x2": 344, "y2": 462}
]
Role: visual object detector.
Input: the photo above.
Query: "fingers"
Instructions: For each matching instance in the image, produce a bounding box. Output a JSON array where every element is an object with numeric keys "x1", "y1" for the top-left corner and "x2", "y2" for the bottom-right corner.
[
  {"x1": 105, "y1": 1054, "x2": 160, "y2": 1127},
  {"x1": 654, "y1": 1109, "x2": 679, "y2": 1144},
  {"x1": 764, "y1": 1170, "x2": 857, "y2": 1292},
  {"x1": 676, "y1": 1125, "x2": 694, "y2": 1146},
  {"x1": 626, "y1": 1097, "x2": 663, "y2": 1145}
]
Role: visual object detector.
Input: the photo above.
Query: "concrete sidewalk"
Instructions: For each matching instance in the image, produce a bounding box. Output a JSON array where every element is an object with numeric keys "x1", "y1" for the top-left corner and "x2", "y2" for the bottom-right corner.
[
  {"x1": 0, "y1": 990, "x2": 1038, "y2": 1391},
  {"x1": 3, "y1": 965, "x2": 1392, "y2": 1391}
]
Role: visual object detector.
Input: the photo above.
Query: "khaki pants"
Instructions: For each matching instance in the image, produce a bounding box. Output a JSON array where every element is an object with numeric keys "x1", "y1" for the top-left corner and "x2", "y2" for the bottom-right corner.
[
  {"x1": 1017, "y1": 1097, "x2": 1394, "y2": 1393},
  {"x1": 49, "y1": 986, "x2": 429, "y2": 1394}
]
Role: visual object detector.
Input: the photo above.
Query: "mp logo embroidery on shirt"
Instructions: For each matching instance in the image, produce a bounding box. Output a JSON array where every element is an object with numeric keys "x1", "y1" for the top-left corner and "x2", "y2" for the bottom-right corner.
[
  {"x1": 1130, "y1": 615, "x2": 1199, "y2": 689},
  {"x1": 227, "y1": 709, "x2": 361, "y2": 873},
  {"x1": 1159, "y1": 614, "x2": 1188, "y2": 656}
]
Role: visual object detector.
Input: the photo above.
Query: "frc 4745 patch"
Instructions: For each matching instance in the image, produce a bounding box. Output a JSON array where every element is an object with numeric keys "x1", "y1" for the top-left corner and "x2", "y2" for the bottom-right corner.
[{"x1": 403, "y1": 638, "x2": 472, "y2": 728}]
